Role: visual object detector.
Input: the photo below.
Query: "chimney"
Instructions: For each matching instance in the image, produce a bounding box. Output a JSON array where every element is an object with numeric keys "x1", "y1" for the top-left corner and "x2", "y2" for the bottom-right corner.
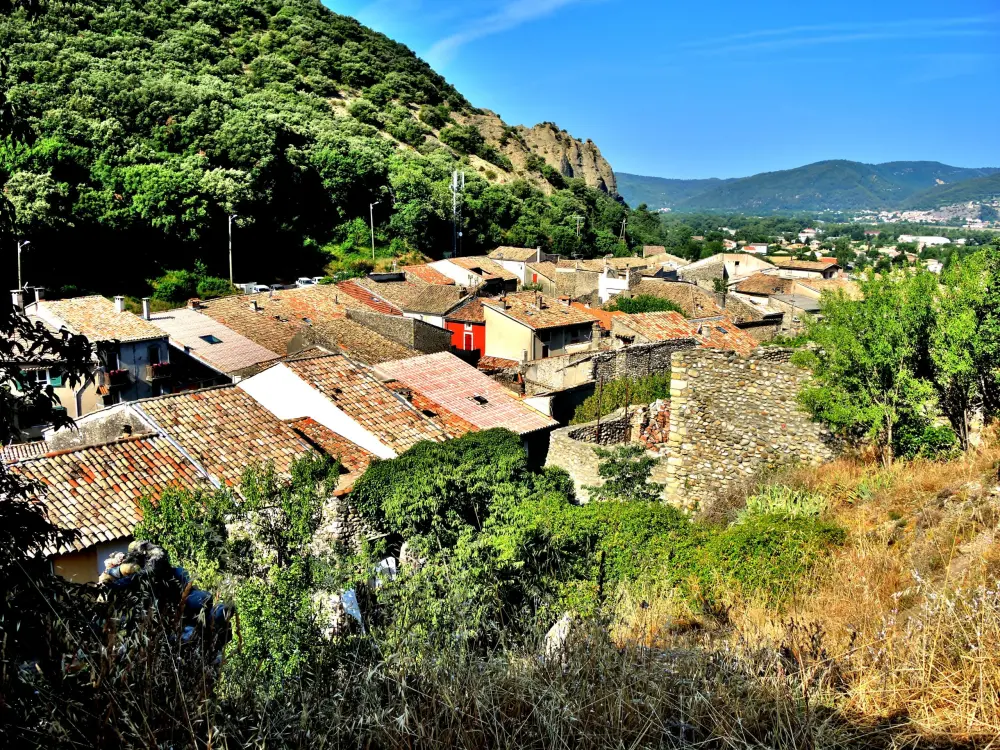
[
  {"x1": 141, "y1": 297, "x2": 151, "y2": 321},
  {"x1": 10, "y1": 289, "x2": 23, "y2": 310},
  {"x1": 33, "y1": 287, "x2": 44, "y2": 303},
  {"x1": 522, "y1": 349, "x2": 529, "y2": 362},
  {"x1": 114, "y1": 295, "x2": 126, "y2": 313},
  {"x1": 187, "y1": 298, "x2": 202, "y2": 310},
  {"x1": 249, "y1": 300, "x2": 260, "y2": 312}
]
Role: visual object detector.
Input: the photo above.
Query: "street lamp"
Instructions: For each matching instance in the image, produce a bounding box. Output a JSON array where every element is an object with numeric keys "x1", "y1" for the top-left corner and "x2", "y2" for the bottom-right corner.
[
  {"x1": 228, "y1": 214, "x2": 237, "y2": 287},
  {"x1": 369, "y1": 200, "x2": 380, "y2": 261},
  {"x1": 16, "y1": 240, "x2": 30, "y2": 293}
]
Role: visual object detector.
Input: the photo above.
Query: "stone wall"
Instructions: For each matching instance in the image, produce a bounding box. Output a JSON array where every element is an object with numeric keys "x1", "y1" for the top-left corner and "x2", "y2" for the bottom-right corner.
[
  {"x1": 593, "y1": 339, "x2": 695, "y2": 382},
  {"x1": 660, "y1": 348, "x2": 834, "y2": 510},
  {"x1": 545, "y1": 408, "x2": 632, "y2": 502},
  {"x1": 345, "y1": 309, "x2": 452, "y2": 353},
  {"x1": 677, "y1": 257, "x2": 725, "y2": 285}
]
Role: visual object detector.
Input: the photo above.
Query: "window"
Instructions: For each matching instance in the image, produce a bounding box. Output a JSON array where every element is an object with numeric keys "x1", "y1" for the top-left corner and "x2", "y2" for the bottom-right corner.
[
  {"x1": 199, "y1": 334, "x2": 223, "y2": 345},
  {"x1": 147, "y1": 345, "x2": 161, "y2": 365},
  {"x1": 33, "y1": 369, "x2": 50, "y2": 385},
  {"x1": 470, "y1": 395, "x2": 489, "y2": 406}
]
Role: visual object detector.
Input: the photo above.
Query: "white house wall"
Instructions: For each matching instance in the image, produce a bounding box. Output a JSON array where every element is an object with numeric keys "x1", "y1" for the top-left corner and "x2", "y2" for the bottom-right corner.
[
  {"x1": 428, "y1": 260, "x2": 482, "y2": 288},
  {"x1": 238, "y1": 364, "x2": 396, "y2": 459}
]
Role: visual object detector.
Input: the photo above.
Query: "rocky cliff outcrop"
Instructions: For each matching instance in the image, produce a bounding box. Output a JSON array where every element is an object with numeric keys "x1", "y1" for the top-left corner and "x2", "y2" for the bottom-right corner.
[{"x1": 520, "y1": 122, "x2": 617, "y2": 194}]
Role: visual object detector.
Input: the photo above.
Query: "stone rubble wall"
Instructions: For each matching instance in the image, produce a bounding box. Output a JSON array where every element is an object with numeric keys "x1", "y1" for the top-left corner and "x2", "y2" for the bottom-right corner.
[
  {"x1": 592, "y1": 339, "x2": 695, "y2": 383},
  {"x1": 660, "y1": 348, "x2": 834, "y2": 510},
  {"x1": 545, "y1": 408, "x2": 632, "y2": 503}
]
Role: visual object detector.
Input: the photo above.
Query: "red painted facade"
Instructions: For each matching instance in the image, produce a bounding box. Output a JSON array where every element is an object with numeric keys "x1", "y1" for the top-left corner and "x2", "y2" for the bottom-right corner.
[{"x1": 445, "y1": 320, "x2": 485, "y2": 355}]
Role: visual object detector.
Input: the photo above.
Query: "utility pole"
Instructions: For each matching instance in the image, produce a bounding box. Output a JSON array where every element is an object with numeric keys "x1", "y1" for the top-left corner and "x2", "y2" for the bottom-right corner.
[
  {"x1": 572, "y1": 215, "x2": 583, "y2": 239},
  {"x1": 228, "y1": 215, "x2": 237, "y2": 286},
  {"x1": 451, "y1": 170, "x2": 465, "y2": 258},
  {"x1": 369, "y1": 200, "x2": 381, "y2": 261},
  {"x1": 618, "y1": 216, "x2": 627, "y2": 243},
  {"x1": 16, "y1": 239, "x2": 29, "y2": 293}
]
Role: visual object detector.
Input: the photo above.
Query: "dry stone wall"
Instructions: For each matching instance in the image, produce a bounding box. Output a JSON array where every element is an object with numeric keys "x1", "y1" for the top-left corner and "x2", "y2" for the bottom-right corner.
[{"x1": 660, "y1": 348, "x2": 834, "y2": 509}]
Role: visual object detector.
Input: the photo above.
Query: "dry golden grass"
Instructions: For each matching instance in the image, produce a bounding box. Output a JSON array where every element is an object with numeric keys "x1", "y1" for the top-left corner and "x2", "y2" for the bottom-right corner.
[{"x1": 628, "y1": 432, "x2": 1000, "y2": 744}]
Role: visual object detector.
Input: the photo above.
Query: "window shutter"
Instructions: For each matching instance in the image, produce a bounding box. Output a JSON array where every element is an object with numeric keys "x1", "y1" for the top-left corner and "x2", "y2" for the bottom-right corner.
[{"x1": 49, "y1": 374, "x2": 64, "y2": 387}]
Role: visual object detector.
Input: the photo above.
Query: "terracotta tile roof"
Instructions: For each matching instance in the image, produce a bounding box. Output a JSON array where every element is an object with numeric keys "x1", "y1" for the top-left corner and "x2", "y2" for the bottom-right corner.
[
  {"x1": 337, "y1": 280, "x2": 406, "y2": 315},
  {"x1": 447, "y1": 256, "x2": 518, "y2": 282},
  {"x1": 734, "y1": 273, "x2": 796, "y2": 296},
  {"x1": 198, "y1": 285, "x2": 398, "y2": 357},
  {"x1": 477, "y1": 355, "x2": 520, "y2": 372},
  {"x1": 10, "y1": 436, "x2": 208, "y2": 554},
  {"x1": 489, "y1": 246, "x2": 539, "y2": 262},
  {"x1": 771, "y1": 294, "x2": 822, "y2": 313},
  {"x1": 614, "y1": 312, "x2": 758, "y2": 356},
  {"x1": 691, "y1": 318, "x2": 759, "y2": 357},
  {"x1": 285, "y1": 417, "x2": 375, "y2": 492},
  {"x1": 643, "y1": 245, "x2": 666, "y2": 256},
  {"x1": 613, "y1": 311, "x2": 697, "y2": 342},
  {"x1": 401, "y1": 264, "x2": 456, "y2": 285},
  {"x1": 603, "y1": 256, "x2": 650, "y2": 270},
  {"x1": 796, "y1": 277, "x2": 862, "y2": 299},
  {"x1": 376, "y1": 352, "x2": 556, "y2": 435},
  {"x1": 570, "y1": 301, "x2": 622, "y2": 331},
  {"x1": 383, "y1": 381, "x2": 479, "y2": 439},
  {"x1": 136, "y1": 387, "x2": 310, "y2": 487},
  {"x1": 284, "y1": 353, "x2": 448, "y2": 454},
  {"x1": 147, "y1": 307, "x2": 281, "y2": 375},
  {"x1": 770, "y1": 258, "x2": 839, "y2": 272},
  {"x1": 527, "y1": 261, "x2": 558, "y2": 281},
  {"x1": 625, "y1": 280, "x2": 724, "y2": 318},
  {"x1": 357, "y1": 278, "x2": 466, "y2": 315},
  {"x1": 310, "y1": 318, "x2": 418, "y2": 365},
  {"x1": 36, "y1": 296, "x2": 165, "y2": 343},
  {"x1": 482, "y1": 292, "x2": 600, "y2": 330},
  {"x1": 445, "y1": 296, "x2": 486, "y2": 324},
  {"x1": 2, "y1": 441, "x2": 48, "y2": 464}
]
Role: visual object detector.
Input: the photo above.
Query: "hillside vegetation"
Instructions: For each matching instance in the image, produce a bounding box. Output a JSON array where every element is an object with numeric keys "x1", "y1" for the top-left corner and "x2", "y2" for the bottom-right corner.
[
  {"x1": 619, "y1": 160, "x2": 1000, "y2": 212},
  {"x1": 0, "y1": 0, "x2": 624, "y2": 295}
]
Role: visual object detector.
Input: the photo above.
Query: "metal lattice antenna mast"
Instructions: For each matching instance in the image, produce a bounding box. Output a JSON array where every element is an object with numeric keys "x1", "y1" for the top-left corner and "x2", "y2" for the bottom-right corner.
[
  {"x1": 572, "y1": 215, "x2": 583, "y2": 238},
  {"x1": 451, "y1": 170, "x2": 465, "y2": 258},
  {"x1": 618, "y1": 216, "x2": 627, "y2": 243}
]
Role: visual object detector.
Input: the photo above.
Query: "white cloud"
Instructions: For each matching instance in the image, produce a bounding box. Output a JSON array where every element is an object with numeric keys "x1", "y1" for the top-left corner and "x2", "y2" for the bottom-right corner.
[
  {"x1": 680, "y1": 14, "x2": 998, "y2": 54},
  {"x1": 426, "y1": 0, "x2": 592, "y2": 67}
]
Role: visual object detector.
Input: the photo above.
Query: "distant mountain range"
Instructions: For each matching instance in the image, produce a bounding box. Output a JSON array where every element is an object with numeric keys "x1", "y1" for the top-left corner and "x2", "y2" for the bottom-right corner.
[{"x1": 617, "y1": 161, "x2": 1000, "y2": 213}]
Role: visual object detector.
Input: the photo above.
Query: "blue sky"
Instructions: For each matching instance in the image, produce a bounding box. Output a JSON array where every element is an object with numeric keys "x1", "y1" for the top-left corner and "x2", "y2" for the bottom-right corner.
[{"x1": 327, "y1": 1, "x2": 1000, "y2": 179}]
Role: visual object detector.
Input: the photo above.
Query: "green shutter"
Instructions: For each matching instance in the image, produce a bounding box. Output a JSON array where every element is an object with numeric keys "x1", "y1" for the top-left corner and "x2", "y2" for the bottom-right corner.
[{"x1": 49, "y1": 374, "x2": 63, "y2": 387}]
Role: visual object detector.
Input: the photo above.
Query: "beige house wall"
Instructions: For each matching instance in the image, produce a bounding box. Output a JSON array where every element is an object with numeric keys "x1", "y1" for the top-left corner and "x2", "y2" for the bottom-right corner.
[
  {"x1": 483, "y1": 306, "x2": 538, "y2": 361},
  {"x1": 53, "y1": 549, "x2": 99, "y2": 583}
]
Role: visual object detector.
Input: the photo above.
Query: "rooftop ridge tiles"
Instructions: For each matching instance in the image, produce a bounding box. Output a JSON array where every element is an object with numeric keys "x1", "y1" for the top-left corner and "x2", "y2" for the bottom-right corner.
[{"x1": 7, "y1": 433, "x2": 161, "y2": 465}]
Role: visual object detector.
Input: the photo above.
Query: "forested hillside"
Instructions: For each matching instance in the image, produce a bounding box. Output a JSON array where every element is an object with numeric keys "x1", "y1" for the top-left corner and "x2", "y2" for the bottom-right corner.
[
  {"x1": 0, "y1": 0, "x2": 624, "y2": 295},
  {"x1": 619, "y1": 160, "x2": 1000, "y2": 212},
  {"x1": 905, "y1": 172, "x2": 1000, "y2": 210}
]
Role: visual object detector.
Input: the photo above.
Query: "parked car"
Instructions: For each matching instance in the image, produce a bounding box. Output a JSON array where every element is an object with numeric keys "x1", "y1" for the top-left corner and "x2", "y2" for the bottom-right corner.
[
  {"x1": 295, "y1": 277, "x2": 317, "y2": 288},
  {"x1": 250, "y1": 284, "x2": 270, "y2": 294}
]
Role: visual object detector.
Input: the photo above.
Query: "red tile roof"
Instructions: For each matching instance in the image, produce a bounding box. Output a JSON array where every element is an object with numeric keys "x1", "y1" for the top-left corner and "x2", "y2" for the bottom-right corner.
[
  {"x1": 477, "y1": 355, "x2": 520, "y2": 372},
  {"x1": 383, "y1": 382, "x2": 478, "y2": 439},
  {"x1": 136, "y1": 387, "x2": 310, "y2": 487},
  {"x1": 375, "y1": 352, "x2": 556, "y2": 435},
  {"x1": 733, "y1": 273, "x2": 796, "y2": 296},
  {"x1": 335, "y1": 280, "x2": 405, "y2": 316},
  {"x1": 445, "y1": 296, "x2": 486, "y2": 324},
  {"x1": 613, "y1": 312, "x2": 758, "y2": 356},
  {"x1": 447, "y1": 256, "x2": 519, "y2": 282},
  {"x1": 36, "y1": 296, "x2": 165, "y2": 343},
  {"x1": 10, "y1": 436, "x2": 209, "y2": 554},
  {"x1": 570, "y1": 301, "x2": 622, "y2": 331},
  {"x1": 284, "y1": 353, "x2": 449, "y2": 454},
  {"x1": 692, "y1": 318, "x2": 759, "y2": 357},
  {"x1": 483, "y1": 292, "x2": 600, "y2": 330},
  {"x1": 285, "y1": 417, "x2": 375, "y2": 493},
  {"x1": 401, "y1": 264, "x2": 457, "y2": 285},
  {"x1": 770, "y1": 258, "x2": 839, "y2": 272}
]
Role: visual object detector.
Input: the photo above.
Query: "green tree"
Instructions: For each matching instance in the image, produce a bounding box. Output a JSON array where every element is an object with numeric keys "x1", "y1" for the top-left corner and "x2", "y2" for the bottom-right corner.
[
  {"x1": 929, "y1": 244, "x2": 1000, "y2": 447},
  {"x1": 585, "y1": 444, "x2": 664, "y2": 503},
  {"x1": 800, "y1": 271, "x2": 937, "y2": 464}
]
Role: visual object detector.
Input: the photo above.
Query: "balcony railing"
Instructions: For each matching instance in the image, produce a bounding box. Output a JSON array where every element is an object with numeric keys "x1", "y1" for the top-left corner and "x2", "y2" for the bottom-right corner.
[
  {"x1": 101, "y1": 368, "x2": 131, "y2": 388},
  {"x1": 145, "y1": 362, "x2": 172, "y2": 380}
]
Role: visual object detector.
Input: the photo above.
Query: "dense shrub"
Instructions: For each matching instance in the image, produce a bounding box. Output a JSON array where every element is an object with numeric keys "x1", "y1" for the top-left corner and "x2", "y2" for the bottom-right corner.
[
  {"x1": 571, "y1": 373, "x2": 671, "y2": 424},
  {"x1": 606, "y1": 294, "x2": 684, "y2": 314}
]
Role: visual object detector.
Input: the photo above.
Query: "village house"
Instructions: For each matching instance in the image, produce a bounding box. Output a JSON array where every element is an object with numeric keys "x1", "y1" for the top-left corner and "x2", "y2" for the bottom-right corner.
[
  {"x1": 373, "y1": 351, "x2": 558, "y2": 460},
  {"x1": 444, "y1": 296, "x2": 487, "y2": 355},
  {"x1": 525, "y1": 260, "x2": 559, "y2": 294},
  {"x1": 481, "y1": 292, "x2": 601, "y2": 362},
  {"x1": 23, "y1": 294, "x2": 172, "y2": 412},
  {"x1": 400, "y1": 264, "x2": 456, "y2": 286},
  {"x1": 427, "y1": 256, "x2": 519, "y2": 292},
  {"x1": 356, "y1": 273, "x2": 468, "y2": 329},
  {"x1": 615, "y1": 279, "x2": 725, "y2": 319},
  {"x1": 611, "y1": 311, "x2": 759, "y2": 356},
  {"x1": 487, "y1": 246, "x2": 546, "y2": 285},
  {"x1": 15, "y1": 386, "x2": 317, "y2": 582},
  {"x1": 767, "y1": 258, "x2": 840, "y2": 279},
  {"x1": 237, "y1": 350, "x2": 459, "y2": 459},
  {"x1": 744, "y1": 242, "x2": 769, "y2": 255},
  {"x1": 678, "y1": 253, "x2": 776, "y2": 288}
]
